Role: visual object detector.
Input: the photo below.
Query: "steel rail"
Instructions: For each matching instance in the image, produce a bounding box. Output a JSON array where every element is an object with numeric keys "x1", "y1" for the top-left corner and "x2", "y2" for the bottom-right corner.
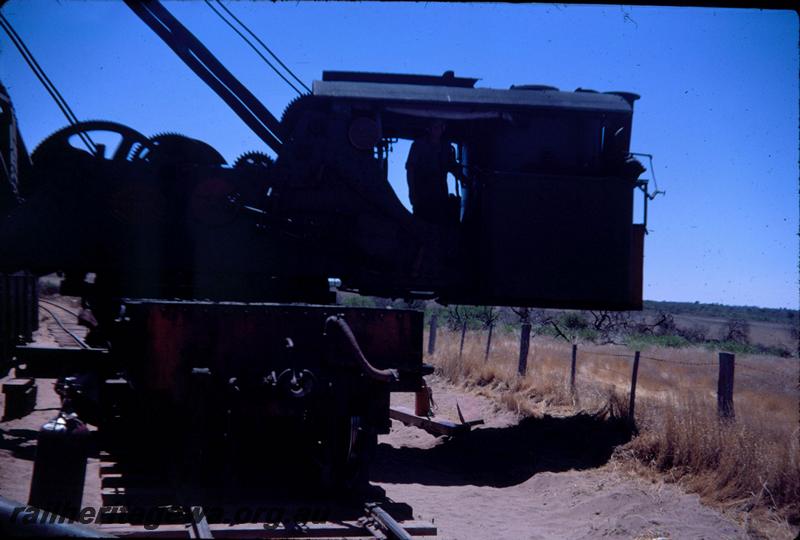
[
  {"x1": 38, "y1": 303, "x2": 90, "y2": 350},
  {"x1": 38, "y1": 298, "x2": 81, "y2": 319}
]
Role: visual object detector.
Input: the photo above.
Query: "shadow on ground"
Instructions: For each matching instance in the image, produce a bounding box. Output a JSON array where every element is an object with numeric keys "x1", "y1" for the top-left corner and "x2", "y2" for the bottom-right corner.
[
  {"x1": 372, "y1": 413, "x2": 633, "y2": 488},
  {"x1": 0, "y1": 427, "x2": 39, "y2": 460}
]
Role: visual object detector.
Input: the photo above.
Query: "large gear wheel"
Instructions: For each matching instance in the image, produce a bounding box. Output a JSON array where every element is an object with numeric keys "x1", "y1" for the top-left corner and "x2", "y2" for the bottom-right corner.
[
  {"x1": 233, "y1": 151, "x2": 274, "y2": 169},
  {"x1": 280, "y1": 94, "x2": 325, "y2": 139},
  {"x1": 31, "y1": 120, "x2": 151, "y2": 165},
  {"x1": 132, "y1": 132, "x2": 226, "y2": 167}
]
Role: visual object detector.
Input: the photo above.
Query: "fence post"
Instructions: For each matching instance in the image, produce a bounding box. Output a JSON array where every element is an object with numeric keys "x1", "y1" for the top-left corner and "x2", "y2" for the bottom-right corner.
[
  {"x1": 570, "y1": 344, "x2": 577, "y2": 392},
  {"x1": 427, "y1": 313, "x2": 438, "y2": 356},
  {"x1": 628, "y1": 351, "x2": 640, "y2": 422},
  {"x1": 459, "y1": 320, "x2": 467, "y2": 359},
  {"x1": 717, "y1": 352, "x2": 735, "y2": 420},
  {"x1": 518, "y1": 321, "x2": 531, "y2": 375},
  {"x1": 484, "y1": 323, "x2": 494, "y2": 362}
]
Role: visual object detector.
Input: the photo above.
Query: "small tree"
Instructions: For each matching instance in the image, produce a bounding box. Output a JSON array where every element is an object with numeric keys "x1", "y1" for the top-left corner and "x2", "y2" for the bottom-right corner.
[
  {"x1": 724, "y1": 318, "x2": 750, "y2": 345},
  {"x1": 477, "y1": 306, "x2": 500, "y2": 361},
  {"x1": 446, "y1": 305, "x2": 480, "y2": 358},
  {"x1": 678, "y1": 324, "x2": 708, "y2": 343},
  {"x1": 548, "y1": 311, "x2": 588, "y2": 344},
  {"x1": 512, "y1": 307, "x2": 532, "y2": 375},
  {"x1": 589, "y1": 310, "x2": 633, "y2": 344},
  {"x1": 631, "y1": 310, "x2": 676, "y2": 337}
]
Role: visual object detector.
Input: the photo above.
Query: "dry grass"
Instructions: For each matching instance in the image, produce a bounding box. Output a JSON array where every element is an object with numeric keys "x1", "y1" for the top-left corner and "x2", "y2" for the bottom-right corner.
[
  {"x1": 433, "y1": 328, "x2": 573, "y2": 415},
  {"x1": 426, "y1": 327, "x2": 800, "y2": 539},
  {"x1": 622, "y1": 394, "x2": 799, "y2": 538}
]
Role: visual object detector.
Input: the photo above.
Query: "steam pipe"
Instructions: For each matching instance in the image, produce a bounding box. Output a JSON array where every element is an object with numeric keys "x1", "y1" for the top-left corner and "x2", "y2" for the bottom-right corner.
[{"x1": 325, "y1": 316, "x2": 399, "y2": 383}]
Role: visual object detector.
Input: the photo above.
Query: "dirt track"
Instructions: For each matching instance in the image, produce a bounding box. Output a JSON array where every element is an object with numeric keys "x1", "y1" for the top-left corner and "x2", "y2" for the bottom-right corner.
[{"x1": 376, "y1": 377, "x2": 746, "y2": 540}]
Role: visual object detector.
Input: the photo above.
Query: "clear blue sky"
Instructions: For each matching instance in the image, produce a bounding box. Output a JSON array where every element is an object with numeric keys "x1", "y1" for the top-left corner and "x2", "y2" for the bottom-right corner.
[{"x1": 1, "y1": 2, "x2": 797, "y2": 309}]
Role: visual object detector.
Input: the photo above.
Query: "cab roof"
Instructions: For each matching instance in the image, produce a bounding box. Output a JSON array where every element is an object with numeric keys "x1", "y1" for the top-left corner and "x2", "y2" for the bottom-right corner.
[{"x1": 313, "y1": 71, "x2": 638, "y2": 115}]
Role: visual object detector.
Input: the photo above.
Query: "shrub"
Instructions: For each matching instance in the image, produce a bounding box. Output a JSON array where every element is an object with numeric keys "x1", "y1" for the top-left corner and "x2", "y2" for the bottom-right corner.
[
  {"x1": 625, "y1": 333, "x2": 690, "y2": 349},
  {"x1": 678, "y1": 324, "x2": 709, "y2": 343},
  {"x1": 561, "y1": 312, "x2": 588, "y2": 330},
  {"x1": 724, "y1": 318, "x2": 750, "y2": 345}
]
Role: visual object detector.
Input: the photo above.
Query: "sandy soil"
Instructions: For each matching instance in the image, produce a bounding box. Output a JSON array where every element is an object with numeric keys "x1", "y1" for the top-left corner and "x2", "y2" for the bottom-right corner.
[{"x1": 375, "y1": 376, "x2": 746, "y2": 540}]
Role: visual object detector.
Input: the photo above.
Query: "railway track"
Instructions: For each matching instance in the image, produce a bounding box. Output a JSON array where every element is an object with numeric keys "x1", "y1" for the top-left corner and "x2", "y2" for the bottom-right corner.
[
  {"x1": 37, "y1": 297, "x2": 90, "y2": 349},
  {"x1": 90, "y1": 449, "x2": 436, "y2": 539}
]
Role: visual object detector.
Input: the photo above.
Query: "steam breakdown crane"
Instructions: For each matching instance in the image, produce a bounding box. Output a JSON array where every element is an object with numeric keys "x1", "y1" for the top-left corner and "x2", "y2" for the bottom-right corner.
[{"x1": 0, "y1": 0, "x2": 656, "y2": 498}]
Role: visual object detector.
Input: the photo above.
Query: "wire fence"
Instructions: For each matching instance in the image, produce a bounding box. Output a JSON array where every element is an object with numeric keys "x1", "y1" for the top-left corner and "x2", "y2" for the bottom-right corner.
[
  {"x1": 580, "y1": 349, "x2": 779, "y2": 373},
  {"x1": 426, "y1": 321, "x2": 795, "y2": 422},
  {"x1": 639, "y1": 355, "x2": 717, "y2": 367}
]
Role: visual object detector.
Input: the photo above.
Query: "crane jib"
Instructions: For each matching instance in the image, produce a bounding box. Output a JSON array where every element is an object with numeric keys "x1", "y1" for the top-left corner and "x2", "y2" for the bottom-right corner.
[{"x1": 123, "y1": 0, "x2": 284, "y2": 153}]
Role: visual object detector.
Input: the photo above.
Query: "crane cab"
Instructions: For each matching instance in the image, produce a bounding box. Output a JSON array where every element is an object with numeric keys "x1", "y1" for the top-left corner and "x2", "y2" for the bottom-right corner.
[{"x1": 278, "y1": 71, "x2": 648, "y2": 310}]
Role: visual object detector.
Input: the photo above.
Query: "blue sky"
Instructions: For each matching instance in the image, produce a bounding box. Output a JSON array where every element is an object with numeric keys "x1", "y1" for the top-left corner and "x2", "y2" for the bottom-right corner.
[{"x1": 1, "y1": 2, "x2": 797, "y2": 309}]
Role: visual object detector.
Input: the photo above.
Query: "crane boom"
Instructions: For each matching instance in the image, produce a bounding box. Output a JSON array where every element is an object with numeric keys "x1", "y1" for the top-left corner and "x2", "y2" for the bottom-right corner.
[{"x1": 124, "y1": 0, "x2": 285, "y2": 153}]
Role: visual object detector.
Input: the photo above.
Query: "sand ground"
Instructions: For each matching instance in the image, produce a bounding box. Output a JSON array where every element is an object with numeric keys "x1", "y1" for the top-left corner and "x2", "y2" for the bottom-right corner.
[{"x1": 376, "y1": 377, "x2": 746, "y2": 540}]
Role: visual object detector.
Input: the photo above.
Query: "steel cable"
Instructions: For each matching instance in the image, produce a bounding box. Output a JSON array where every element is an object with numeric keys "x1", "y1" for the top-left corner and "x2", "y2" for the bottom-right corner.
[
  {"x1": 127, "y1": 0, "x2": 284, "y2": 150},
  {"x1": 0, "y1": 13, "x2": 97, "y2": 154},
  {"x1": 204, "y1": 0, "x2": 306, "y2": 96},
  {"x1": 576, "y1": 348, "x2": 717, "y2": 367},
  {"x1": 579, "y1": 364, "x2": 629, "y2": 376},
  {"x1": 578, "y1": 351, "x2": 782, "y2": 376},
  {"x1": 580, "y1": 351, "x2": 634, "y2": 360},
  {"x1": 213, "y1": 0, "x2": 311, "y2": 93},
  {"x1": 639, "y1": 355, "x2": 717, "y2": 367}
]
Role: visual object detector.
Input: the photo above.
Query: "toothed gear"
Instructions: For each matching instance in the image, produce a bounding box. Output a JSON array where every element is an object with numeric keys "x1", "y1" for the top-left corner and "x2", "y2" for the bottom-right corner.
[
  {"x1": 233, "y1": 151, "x2": 274, "y2": 169},
  {"x1": 132, "y1": 132, "x2": 226, "y2": 167},
  {"x1": 280, "y1": 94, "x2": 324, "y2": 138},
  {"x1": 31, "y1": 120, "x2": 151, "y2": 165}
]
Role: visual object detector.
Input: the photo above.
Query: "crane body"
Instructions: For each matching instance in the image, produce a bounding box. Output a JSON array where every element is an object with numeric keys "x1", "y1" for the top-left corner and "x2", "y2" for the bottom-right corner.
[{"x1": 0, "y1": 0, "x2": 656, "y2": 502}]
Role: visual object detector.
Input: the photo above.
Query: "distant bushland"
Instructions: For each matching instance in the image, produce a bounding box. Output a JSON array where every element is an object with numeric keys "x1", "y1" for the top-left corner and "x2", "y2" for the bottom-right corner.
[{"x1": 642, "y1": 300, "x2": 798, "y2": 325}]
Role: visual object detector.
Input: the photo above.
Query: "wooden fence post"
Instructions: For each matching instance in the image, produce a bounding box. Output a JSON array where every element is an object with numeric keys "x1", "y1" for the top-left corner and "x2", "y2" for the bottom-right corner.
[
  {"x1": 570, "y1": 344, "x2": 577, "y2": 392},
  {"x1": 459, "y1": 320, "x2": 467, "y2": 359},
  {"x1": 484, "y1": 323, "x2": 494, "y2": 362},
  {"x1": 427, "y1": 314, "x2": 438, "y2": 356},
  {"x1": 717, "y1": 352, "x2": 735, "y2": 420},
  {"x1": 518, "y1": 321, "x2": 531, "y2": 375},
  {"x1": 628, "y1": 351, "x2": 640, "y2": 422}
]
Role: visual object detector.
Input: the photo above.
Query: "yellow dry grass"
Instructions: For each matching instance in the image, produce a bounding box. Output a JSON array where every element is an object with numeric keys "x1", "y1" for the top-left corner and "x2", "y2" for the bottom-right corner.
[{"x1": 426, "y1": 327, "x2": 800, "y2": 539}]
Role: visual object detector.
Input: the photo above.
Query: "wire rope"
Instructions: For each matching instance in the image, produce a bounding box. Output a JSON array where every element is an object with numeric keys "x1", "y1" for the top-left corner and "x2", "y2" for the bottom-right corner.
[
  {"x1": 0, "y1": 14, "x2": 97, "y2": 154},
  {"x1": 214, "y1": 0, "x2": 310, "y2": 93},
  {"x1": 204, "y1": 0, "x2": 306, "y2": 96}
]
